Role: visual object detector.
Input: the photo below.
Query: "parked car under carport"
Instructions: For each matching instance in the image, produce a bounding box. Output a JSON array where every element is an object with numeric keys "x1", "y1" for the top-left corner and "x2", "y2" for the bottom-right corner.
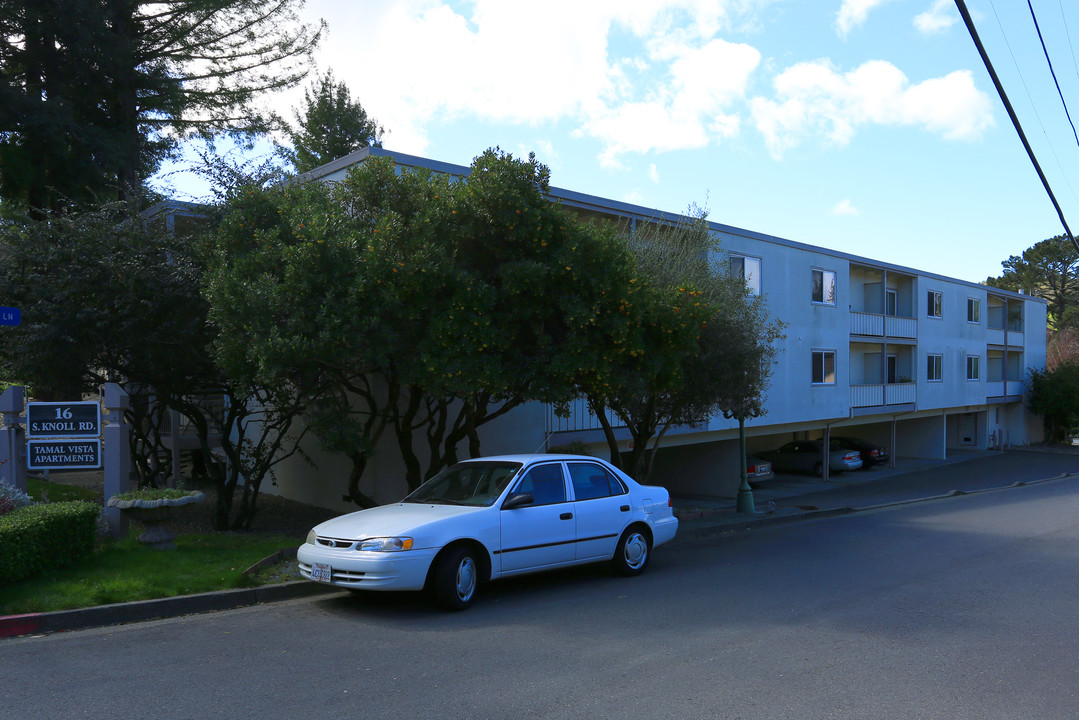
[
  {"x1": 760, "y1": 440, "x2": 862, "y2": 477},
  {"x1": 831, "y1": 436, "x2": 889, "y2": 468}
]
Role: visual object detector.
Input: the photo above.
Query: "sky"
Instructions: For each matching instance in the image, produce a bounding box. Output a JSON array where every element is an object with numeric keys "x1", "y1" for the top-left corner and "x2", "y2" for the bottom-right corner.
[{"x1": 157, "y1": 0, "x2": 1079, "y2": 285}]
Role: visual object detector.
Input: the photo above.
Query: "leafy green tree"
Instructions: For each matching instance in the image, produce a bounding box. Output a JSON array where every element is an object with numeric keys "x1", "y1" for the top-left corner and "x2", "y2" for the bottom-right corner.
[
  {"x1": 0, "y1": 0, "x2": 323, "y2": 210},
  {"x1": 208, "y1": 149, "x2": 628, "y2": 504},
  {"x1": 986, "y1": 235, "x2": 1079, "y2": 330},
  {"x1": 0, "y1": 203, "x2": 308, "y2": 529},
  {"x1": 280, "y1": 70, "x2": 384, "y2": 173},
  {"x1": 581, "y1": 211, "x2": 784, "y2": 480},
  {"x1": 0, "y1": 204, "x2": 206, "y2": 401},
  {"x1": 1026, "y1": 361, "x2": 1079, "y2": 441}
]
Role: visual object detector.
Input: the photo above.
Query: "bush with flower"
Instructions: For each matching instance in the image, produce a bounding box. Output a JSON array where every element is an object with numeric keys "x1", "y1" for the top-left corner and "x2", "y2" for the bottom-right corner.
[{"x1": 0, "y1": 477, "x2": 33, "y2": 516}]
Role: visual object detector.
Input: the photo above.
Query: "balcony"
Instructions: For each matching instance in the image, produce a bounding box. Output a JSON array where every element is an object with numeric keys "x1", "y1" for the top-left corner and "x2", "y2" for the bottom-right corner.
[
  {"x1": 985, "y1": 380, "x2": 1024, "y2": 400},
  {"x1": 851, "y1": 382, "x2": 917, "y2": 408},
  {"x1": 850, "y1": 311, "x2": 916, "y2": 339}
]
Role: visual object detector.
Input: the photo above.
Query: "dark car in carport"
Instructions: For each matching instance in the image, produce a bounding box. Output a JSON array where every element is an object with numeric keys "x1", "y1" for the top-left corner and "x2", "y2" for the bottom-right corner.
[
  {"x1": 760, "y1": 440, "x2": 862, "y2": 477},
  {"x1": 831, "y1": 436, "x2": 889, "y2": 468}
]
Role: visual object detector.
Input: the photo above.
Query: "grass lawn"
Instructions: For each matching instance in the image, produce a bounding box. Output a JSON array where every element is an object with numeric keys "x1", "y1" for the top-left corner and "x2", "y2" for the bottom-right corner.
[
  {"x1": 2, "y1": 477, "x2": 309, "y2": 617},
  {"x1": 27, "y1": 477, "x2": 100, "y2": 503},
  {"x1": 0, "y1": 531, "x2": 302, "y2": 616}
]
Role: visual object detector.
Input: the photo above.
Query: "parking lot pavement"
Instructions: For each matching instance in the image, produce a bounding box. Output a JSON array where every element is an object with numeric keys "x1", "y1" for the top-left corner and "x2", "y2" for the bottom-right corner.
[{"x1": 4, "y1": 447, "x2": 1077, "y2": 638}]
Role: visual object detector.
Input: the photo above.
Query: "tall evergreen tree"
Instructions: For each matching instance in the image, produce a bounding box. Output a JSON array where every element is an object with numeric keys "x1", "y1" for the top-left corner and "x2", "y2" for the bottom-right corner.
[
  {"x1": 0, "y1": 0, "x2": 323, "y2": 211},
  {"x1": 986, "y1": 235, "x2": 1079, "y2": 330},
  {"x1": 281, "y1": 70, "x2": 383, "y2": 173}
]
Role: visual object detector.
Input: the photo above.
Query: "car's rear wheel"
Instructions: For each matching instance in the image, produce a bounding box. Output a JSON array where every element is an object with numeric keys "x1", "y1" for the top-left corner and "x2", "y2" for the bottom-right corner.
[
  {"x1": 431, "y1": 545, "x2": 478, "y2": 611},
  {"x1": 814, "y1": 461, "x2": 824, "y2": 477},
  {"x1": 612, "y1": 526, "x2": 651, "y2": 576}
]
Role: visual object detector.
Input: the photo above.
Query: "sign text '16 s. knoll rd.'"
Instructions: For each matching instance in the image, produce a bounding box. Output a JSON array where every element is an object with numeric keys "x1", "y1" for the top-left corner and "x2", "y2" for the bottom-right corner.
[{"x1": 25, "y1": 401, "x2": 101, "y2": 438}]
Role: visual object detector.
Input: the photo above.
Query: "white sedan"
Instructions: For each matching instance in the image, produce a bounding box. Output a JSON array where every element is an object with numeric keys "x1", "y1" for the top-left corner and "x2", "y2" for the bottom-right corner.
[{"x1": 297, "y1": 454, "x2": 679, "y2": 610}]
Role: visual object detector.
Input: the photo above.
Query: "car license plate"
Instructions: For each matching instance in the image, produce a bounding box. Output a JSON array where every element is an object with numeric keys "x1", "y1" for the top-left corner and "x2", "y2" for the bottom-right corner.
[{"x1": 312, "y1": 562, "x2": 332, "y2": 583}]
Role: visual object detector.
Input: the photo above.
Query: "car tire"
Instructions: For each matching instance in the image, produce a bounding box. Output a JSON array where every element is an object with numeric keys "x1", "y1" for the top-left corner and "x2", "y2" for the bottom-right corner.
[
  {"x1": 430, "y1": 545, "x2": 479, "y2": 611},
  {"x1": 814, "y1": 461, "x2": 824, "y2": 477},
  {"x1": 611, "y1": 526, "x2": 651, "y2": 576}
]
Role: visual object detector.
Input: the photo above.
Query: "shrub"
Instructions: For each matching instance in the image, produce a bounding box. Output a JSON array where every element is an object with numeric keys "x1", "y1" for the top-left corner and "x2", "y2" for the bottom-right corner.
[
  {"x1": 0, "y1": 501, "x2": 100, "y2": 585},
  {"x1": 0, "y1": 478, "x2": 34, "y2": 517}
]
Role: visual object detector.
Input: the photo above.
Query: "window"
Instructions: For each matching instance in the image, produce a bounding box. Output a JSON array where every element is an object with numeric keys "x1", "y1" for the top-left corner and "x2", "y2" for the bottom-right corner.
[
  {"x1": 927, "y1": 354, "x2": 942, "y2": 381},
  {"x1": 812, "y1": 350, "x2": 836, "y2": 384},
  {"x1": 967, "y1": 355, "x2": 980, "y2": 381},
  {"x1": 928, "y1": 290, "x2": 942, "y2": 318},
  {"x1": 513, "y1": 464, "x2": 567, "y2": 506},
  {"x1": 967, "y1": 298, "x2": 980, "y2": 323},
  {"x1": 730, "y1": 255, "x2": 761, "y2": 295},
  {"x1": 812, "y1": 269, "x2": 836, "y2": 305},
  {"x1": 568, "y1": 462, "x2": 627, "y2": 501}
]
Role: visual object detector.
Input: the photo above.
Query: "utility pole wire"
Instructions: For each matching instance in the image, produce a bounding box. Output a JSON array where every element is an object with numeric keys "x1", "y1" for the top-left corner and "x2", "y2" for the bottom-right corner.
[
  {"x1": 954, "y1": 0, "x2": 1079, "y2": 254},
  {"x1": 1027, "y1": 1, "x2": 1079, "y2": 151}
]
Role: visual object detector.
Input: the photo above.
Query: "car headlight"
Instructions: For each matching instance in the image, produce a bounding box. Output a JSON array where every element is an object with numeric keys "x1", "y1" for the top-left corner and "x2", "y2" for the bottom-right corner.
[
  {"x1": 357, "y1": 537, "x2": 414, "y2": 552},
  {"x1": 306, "y1": 529, "x2": 317, "y2": 545}
]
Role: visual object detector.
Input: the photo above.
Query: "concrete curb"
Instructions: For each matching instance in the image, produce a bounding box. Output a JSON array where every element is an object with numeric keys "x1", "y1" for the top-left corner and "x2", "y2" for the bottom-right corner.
[{"x1": 0, "y1": 580, "x2": 339, "y2": 639}]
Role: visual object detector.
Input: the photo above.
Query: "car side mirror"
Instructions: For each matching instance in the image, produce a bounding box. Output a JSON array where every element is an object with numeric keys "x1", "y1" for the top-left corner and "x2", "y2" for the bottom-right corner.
[{"x1": 502, "y1": 492, "x2": 534, "y2": 510}]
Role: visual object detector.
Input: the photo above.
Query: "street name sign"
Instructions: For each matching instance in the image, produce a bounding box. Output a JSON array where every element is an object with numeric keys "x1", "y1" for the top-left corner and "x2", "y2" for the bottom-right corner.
[
  {"x1": 27, "y1": 440, "x2": 101, "y2": 470},
  {"x1": 26, "y1": 401, "x2": 101, "y2": 438},
  {"x1": 0, "y1": 307, "x2": 19, "y2": 326}
]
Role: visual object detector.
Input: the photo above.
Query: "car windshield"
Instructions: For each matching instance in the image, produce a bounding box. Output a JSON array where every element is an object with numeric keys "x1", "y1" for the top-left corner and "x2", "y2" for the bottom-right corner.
[{"x1": 403, "y1": 461, "x2": 522, "y2": 507}]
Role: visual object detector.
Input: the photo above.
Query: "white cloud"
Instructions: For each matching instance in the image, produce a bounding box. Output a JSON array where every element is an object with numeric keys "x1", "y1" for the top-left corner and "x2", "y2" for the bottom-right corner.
[
  {"x1": 830, "y1": 198, "x2": 858, "y2": 216},
  {"x1": 584, "y1": 37, "x2": 761, "y2": 167},
  {"x1": 914, "y1": 0, "x2": 957, "y2": 35},
  {"x1": 749, "y1": 60, "x2": 994, "y2": 158},
  {"x1": 649, "y1": 164, "x2": 660, "y2": 183},
  {"x1": 835, "y1": 0, "x2": 894, "y2": 38},
  {"x1": 293, "y1": 0, "x2": 765, "y2": 164}
]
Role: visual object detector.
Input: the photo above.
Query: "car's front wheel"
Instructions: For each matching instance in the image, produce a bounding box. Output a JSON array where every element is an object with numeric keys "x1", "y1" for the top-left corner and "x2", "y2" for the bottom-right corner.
[
  {"x1": 430, "y1": 545, "x2": 479, "y2": 611},
  {"x1": 611, "y1": 526, "x2": 651, "y2": 576}
]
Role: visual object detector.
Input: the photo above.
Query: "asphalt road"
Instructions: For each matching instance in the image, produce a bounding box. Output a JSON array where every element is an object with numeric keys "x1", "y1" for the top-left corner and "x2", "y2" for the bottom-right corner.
[
  {"x1": 4, "y1": 463, "x2": 1079, "y2": 720},
  {"x1": 767, "y1": 449, "x2": 1079, "y2": 510}
]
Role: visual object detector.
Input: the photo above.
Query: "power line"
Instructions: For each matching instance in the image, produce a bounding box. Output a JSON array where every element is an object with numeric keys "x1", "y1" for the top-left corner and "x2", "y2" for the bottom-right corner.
[
  {"x1": 1027, "y1": 0, "x2": 1079, "y2": 150},
  {"x1": 954, "y1": 0, "x2": 1078, "y2": 253}
]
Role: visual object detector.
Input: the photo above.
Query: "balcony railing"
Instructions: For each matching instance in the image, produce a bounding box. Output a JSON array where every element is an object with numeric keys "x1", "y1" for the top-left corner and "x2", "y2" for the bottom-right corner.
[
  {"x1": 850, "y1": 311, "x2": 916, "y2": 339},
  {"x1": 851, "y1": 383, "x2": 916, "y2": 408},
  {"x1": 986, "y1": 381, "x2": 1025, "y2": 398},
  {"x1": 547, "y1": 398, "x2": 623, "y2": 434}
]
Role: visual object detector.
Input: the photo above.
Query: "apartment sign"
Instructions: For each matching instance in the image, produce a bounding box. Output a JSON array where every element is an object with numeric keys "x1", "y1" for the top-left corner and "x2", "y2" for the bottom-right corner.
[
  {"x1": 27, "y1": 440, "x2": 101, "y2": 470},
  {"x1": 26, "y1": 401, "x2": 101, "y2": 439}
]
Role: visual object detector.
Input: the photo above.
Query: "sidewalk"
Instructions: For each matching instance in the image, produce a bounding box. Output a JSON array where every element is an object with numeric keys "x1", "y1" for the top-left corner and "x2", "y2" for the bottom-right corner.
[{"x1": 4, "y1": 447, "x2": 1077, "y2": 638}]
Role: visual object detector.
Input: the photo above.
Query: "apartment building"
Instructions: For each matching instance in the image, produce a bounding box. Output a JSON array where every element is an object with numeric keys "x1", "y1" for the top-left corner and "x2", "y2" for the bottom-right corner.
[{"x1": 275, "y1": 147, "x2": 1047, "y2": 505}]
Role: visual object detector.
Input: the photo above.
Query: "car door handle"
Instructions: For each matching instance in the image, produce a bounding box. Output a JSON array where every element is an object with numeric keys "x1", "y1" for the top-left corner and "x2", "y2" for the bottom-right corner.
[
  {"x1": 620, "y1": 505, "x2": 630, "y2": 512},
  {"x1": 560, "y1": 512, "x2": 573, "y2": 520}
]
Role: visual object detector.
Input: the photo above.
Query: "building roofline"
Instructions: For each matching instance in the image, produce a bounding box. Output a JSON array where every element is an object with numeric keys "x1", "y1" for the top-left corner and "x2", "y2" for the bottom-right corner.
[{"x1": 336, "y1": 149, "x2": 1043, "y2": 305}]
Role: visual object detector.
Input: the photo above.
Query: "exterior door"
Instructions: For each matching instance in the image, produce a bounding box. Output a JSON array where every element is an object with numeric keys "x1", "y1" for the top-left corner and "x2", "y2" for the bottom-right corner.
[
  {"x1": 498, "y1": 462, "x2": 575, "y2": 573},
  {"x1": 567, "y1": 461, "x2": 628, "y2": 560}
]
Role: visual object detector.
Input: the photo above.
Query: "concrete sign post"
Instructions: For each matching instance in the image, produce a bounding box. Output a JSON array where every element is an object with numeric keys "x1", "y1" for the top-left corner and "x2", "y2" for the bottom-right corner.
[
  {"x1": 0, "y1": 386, "x2": 27, "y2": 492},
  {"x1": 103, "y1": 383, "x2": 131, "y2": 537}
]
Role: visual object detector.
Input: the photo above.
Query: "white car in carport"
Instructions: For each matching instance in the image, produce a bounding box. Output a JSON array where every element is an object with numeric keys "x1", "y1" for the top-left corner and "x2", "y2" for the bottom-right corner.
[{"x1": 297, "y1": 454, "x2": 679, "y2": 610}]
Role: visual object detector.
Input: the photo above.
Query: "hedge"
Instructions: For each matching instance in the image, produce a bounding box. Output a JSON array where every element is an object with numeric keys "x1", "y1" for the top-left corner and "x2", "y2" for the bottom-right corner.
[{"x1": 0, "y1": 501, "x2": 100, "y2": 586}]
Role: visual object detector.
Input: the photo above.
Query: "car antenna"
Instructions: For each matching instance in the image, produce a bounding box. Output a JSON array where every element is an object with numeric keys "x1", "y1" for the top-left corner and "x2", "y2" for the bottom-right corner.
[{"x1": 524, "y1": 433, "x2": 551, "y2": 464}]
